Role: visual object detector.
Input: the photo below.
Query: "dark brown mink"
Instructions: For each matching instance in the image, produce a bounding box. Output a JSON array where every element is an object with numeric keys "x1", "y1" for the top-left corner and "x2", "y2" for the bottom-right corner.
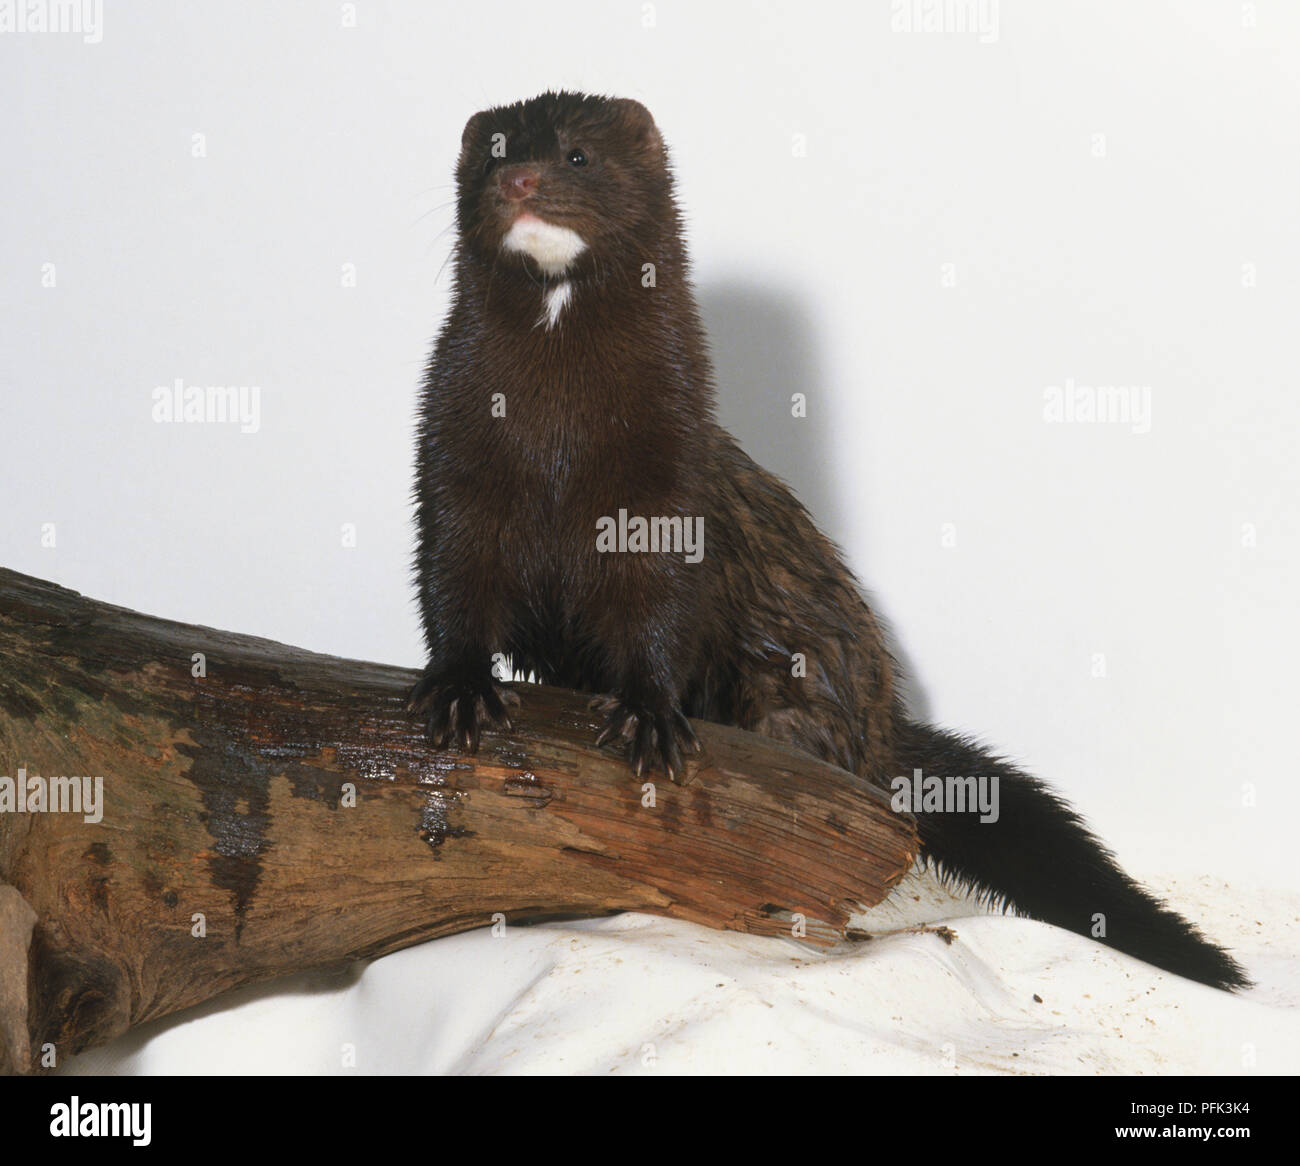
[{"x1": 410, "y1": 90, "x2": 1248, "y2": 992}]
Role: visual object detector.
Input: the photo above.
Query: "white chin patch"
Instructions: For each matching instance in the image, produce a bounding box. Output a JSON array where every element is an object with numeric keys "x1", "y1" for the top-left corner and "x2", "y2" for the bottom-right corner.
[{"x1": 502, "y1": 217, "x2": 587, "y2": 276}]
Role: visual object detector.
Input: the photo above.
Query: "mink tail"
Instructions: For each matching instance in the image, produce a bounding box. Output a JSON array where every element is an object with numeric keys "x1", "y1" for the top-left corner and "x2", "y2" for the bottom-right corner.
[{"x1": 895, "y1": 719, "x2": 1251, "y2": 991}]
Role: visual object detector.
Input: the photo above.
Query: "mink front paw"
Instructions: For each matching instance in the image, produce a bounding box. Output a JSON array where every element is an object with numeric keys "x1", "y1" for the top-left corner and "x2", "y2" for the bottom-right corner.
[
  {"x1": 590, "y1": 695, "x2": 700, "y2": 781},
  {"x1": 408, "y1": 669, "x2": 519, "y2": 753}
]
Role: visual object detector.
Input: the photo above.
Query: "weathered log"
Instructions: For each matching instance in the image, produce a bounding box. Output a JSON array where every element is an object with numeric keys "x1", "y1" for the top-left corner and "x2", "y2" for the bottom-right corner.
[{"x1": 0, "y1": 568, "x2": 916, "y2": 1074}]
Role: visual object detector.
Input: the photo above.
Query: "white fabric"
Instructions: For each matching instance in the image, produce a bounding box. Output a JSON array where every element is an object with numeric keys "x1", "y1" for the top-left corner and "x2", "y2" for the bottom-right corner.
[{"x1": 57, "y1": 868, "x2": 1298, "y2": 1075}]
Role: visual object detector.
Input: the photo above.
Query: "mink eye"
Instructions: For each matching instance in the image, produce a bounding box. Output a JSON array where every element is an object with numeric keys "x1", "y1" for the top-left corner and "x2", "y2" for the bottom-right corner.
[
  {"x1": 482, "y1": 154, "x2": 498, "y2": 176},
  {"x1": 566, "y1": 148, "x2": 588, "y2": 168}
]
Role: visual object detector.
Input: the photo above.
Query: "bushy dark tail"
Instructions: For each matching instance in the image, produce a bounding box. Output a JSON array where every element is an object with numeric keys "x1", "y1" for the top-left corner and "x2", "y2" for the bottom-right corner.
[{"x1": 897, "y1": 720, "x2": 1250, "y2": 991}]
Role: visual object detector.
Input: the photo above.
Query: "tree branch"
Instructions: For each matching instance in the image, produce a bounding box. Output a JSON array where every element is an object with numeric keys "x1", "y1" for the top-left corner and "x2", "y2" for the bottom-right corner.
[{"x1": 0, "y1": 568, "x2": 915, "y2": 1074}]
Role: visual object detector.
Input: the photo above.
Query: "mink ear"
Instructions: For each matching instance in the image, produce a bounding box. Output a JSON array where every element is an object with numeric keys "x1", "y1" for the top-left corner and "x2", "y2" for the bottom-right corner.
[
  {"x1": 460, "y1": 110, "x2": 490, "y2": 153},
  {"x1": 609, "y1": 98, "x2": 664, "y2": 156}
]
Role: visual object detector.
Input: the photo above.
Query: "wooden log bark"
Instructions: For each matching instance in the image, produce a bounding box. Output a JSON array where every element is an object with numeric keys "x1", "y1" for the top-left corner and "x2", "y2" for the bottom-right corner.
[{"x1": 0, "y1": 568, "x2": 916, "y2": 1075}]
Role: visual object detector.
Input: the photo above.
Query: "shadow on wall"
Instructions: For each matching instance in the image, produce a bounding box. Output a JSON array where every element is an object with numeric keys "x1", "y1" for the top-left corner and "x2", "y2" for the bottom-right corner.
[{"x1": 697, "y1": 281, "x2": 933, "y2": 724}]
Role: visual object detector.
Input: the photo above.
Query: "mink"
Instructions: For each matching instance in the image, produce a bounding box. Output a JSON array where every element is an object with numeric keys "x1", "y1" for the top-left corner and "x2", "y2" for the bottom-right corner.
[{"x1": 409, "y1": 91, "x2": 1248, "y2": 991}]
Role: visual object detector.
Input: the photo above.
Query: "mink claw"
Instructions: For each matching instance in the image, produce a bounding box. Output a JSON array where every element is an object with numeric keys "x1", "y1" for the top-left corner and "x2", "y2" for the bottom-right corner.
[
  {"x1": 595, "y1": 697, "x2": 697, "y2": 781},
  {"x1": 412, "y1": 674, "x2": 517, "y2": 756}
]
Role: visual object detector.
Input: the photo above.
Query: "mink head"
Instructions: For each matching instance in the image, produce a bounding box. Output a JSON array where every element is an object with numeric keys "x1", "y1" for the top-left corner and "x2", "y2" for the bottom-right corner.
[{"x1": 455, "y1": 91, "x2": 675, "y2": 281}]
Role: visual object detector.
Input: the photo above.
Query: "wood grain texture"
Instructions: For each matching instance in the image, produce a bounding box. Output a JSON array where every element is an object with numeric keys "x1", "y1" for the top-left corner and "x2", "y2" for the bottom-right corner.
[{"x1": 0, "y1": 568, "x2": 916, "y2": 1074}]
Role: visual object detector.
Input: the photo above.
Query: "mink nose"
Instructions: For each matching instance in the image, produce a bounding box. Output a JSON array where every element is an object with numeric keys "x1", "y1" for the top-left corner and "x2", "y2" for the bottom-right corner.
[{"x1": 499, "y1": 166, "x2": 540, "y2": 201}]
